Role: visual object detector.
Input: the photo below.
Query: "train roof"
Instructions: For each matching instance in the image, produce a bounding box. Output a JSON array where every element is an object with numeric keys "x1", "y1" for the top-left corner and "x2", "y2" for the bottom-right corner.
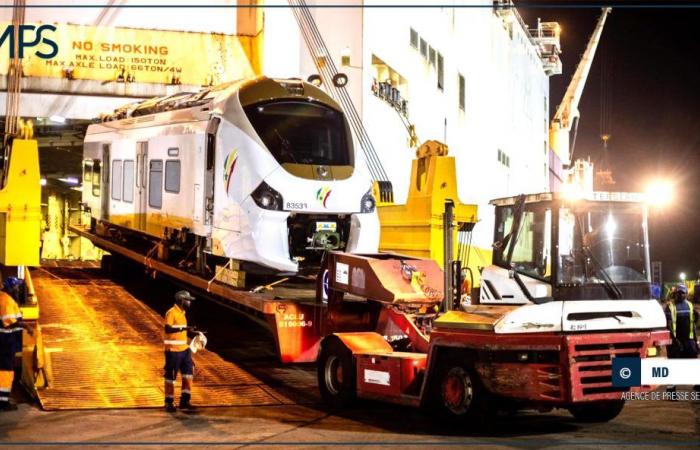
[{"x1": 96, "y1": 76, "x2": 343, "y2": 124}]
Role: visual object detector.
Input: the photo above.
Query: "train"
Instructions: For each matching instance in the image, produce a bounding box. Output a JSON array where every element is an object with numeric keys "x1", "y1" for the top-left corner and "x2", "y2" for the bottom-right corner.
[{"x1": 82, "y1": 76, "x2": 380, "y2": 274}]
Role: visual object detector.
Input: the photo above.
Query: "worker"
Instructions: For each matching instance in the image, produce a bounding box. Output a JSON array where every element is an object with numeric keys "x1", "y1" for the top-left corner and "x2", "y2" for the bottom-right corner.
[
  {"x1": 164, "y1": 290, "x2": 197, "y2": 412},
  {"x1": 0, "y1": 277, "x2": 32, "y2": 411},
  {"x1": 664, "y1": 284, "x2": 699, "y2": 394}
]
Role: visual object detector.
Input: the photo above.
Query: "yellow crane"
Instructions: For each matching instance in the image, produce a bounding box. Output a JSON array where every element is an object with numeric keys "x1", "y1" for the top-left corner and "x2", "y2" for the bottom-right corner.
[{"x1": 549, "y1": 8, "x2": 611, "y2": 168}]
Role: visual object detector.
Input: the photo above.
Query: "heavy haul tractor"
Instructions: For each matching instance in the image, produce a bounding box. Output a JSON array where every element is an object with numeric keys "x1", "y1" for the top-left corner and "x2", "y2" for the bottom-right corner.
[{"x1": 315, "y1": 191, "x2": 670, "y2": 422}]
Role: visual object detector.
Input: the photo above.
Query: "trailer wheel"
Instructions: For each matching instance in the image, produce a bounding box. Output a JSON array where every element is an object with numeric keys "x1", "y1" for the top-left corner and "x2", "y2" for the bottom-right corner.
[
  {"x1": 100, "y1": 254, "x2": 113, "y2": 273},
  {"x1": 432, "y1": 360, "x2": 486, "y2": 422},
  {"x1": 568, "y1": 400, "x2": 625, "y2": 423},
  {"x1": 317, "y1": 338, "x2": 356, "y2": 408}
]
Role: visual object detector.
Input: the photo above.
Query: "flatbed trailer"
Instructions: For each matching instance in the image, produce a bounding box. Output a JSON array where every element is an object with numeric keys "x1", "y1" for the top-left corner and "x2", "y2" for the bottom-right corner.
[{"x1": 71, "y1": 225, "x2": 325, "y2": 363}]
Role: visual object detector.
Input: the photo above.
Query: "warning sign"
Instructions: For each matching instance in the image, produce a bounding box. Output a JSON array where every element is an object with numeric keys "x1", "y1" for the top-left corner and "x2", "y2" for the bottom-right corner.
[
  {"x1": 0, "y1": 22, "x2": 261, "y2": 86},
  {"x1": 335, "y1": 262, "x2": 349, "y2": 285}
]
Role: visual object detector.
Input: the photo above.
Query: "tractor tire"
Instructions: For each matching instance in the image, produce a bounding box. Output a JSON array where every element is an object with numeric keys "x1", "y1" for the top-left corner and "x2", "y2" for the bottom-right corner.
[
  {"x1": 317, "y1": 338, "x2": 356, "y2": 409},
  {"x1": 568, "y1": 400, "x2": 625, "y2": 423},
  {"x1": 431, "y1": 359, "x2": 488, "y2": 423}
]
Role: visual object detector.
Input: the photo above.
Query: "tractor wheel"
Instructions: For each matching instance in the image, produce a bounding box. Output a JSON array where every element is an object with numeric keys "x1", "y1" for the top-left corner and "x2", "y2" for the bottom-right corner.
[
  {"x1": 432, "y1": 360, "x2": 487, "y2": 422},
  {"x1": 568, "y1": 400, "x2": 625, "y2": 423},
  {"x1": 317, "y1": 338, "x2": 356, "y2": 409}
]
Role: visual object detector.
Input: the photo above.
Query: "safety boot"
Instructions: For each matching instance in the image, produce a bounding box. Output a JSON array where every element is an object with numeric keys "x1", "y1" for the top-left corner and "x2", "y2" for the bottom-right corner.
[{"x1": 179, "y1": 401, "x2": 197, "y2": 413}]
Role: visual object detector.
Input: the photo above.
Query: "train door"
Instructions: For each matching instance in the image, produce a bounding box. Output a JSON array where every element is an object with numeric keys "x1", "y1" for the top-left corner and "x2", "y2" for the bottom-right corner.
[
  {"x1": 135, "y1": 141, "x2": 148, "y2": 232},
  {"x1": 204, "y1": 118, "x2": 220, "y2": 226},
  {"x1": 100, "y1": 144, "x2": 110, "y2": 221}
]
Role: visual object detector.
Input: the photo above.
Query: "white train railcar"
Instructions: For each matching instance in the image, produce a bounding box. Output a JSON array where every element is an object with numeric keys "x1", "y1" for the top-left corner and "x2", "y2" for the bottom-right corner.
[{"x1": 82, "y1": 77, "x2": 380, "y2": 274}]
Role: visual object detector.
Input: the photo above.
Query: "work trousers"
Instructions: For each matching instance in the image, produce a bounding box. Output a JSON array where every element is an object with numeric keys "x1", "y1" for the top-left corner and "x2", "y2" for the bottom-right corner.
[
  {"x1": 164, "y1": 349, "x2": 194, "y2": 406},
  {"x1": 0, "y1": 331, "x2": 21, "y2": 406},
  {"x1": 668, "y1": 338, "x2": 699, "y2": 359}
]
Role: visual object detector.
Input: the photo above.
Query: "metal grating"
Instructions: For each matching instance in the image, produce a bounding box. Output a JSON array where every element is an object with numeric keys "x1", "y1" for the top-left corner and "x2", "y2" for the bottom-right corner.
[
  {"x1": 32, "y1": 267, "x2": 292, "y2": 410},
  {"x1": 567, "y1": 334, "x2": 647, "y2": 400}
]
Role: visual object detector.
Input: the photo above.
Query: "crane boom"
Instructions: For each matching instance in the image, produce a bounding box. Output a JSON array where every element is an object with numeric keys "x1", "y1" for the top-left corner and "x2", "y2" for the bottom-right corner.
[{"x1": 550, "y1": 7, "x2": 611, "y2": 166}]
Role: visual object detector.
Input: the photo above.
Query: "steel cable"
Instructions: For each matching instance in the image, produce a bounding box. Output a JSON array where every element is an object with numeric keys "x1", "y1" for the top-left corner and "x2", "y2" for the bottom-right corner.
[
  {"x1": 291, "y1": 2, "x2": 387, "y2": 181},
  {"x1": 2, "y1": 0, "x2": 26, "y2": 186},
  {"x1": 293, "y1": 1, "x2": 387, "y2": 179},
  {"x1": 289, "y1": 0, "x2": 389, "y2": 183}
]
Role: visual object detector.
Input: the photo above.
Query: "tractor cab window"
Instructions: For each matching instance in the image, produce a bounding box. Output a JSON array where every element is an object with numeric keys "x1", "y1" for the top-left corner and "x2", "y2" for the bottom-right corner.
[
  {"x1": 494, "y1": 204, "x2": 551, "y2": 281},
  {"x1": 557, "y1": 203, "x2": 649, "y2": 285},
  {"x1": 244, "y1": 101, "x2": 353, "y2": 167}
]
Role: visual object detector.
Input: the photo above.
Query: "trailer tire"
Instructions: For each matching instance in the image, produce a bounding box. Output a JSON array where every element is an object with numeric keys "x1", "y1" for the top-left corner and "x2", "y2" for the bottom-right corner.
[
  {"x1": 100, "y1": 254, "x2": 112, "y2": 272},
  {"x1": 431, "y1": 359, "x2": 487, "y2": 423},
  {"x1": 317, "y1": 338, "x2": 356, "y2": 409},
  {"x1": 568, "y1": 400, "x2": 624, "y2": 423}
]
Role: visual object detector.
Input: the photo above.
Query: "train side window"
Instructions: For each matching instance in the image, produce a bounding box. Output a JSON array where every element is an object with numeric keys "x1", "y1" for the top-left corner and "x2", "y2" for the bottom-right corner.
[
  {"x1": 164, "y1": 160, "x2": 181, "y2": 193},
  {"x1": 111, "y1": 160, "x2": 123, "y2": 201},
  {"x1": 92, "y1": 160, "x2": 101, "y2": 197},
  {"x1": 148, "y1": 160, "x2": 163, "y2": 209},
  {"x1": 123, "y1": 160, "x2": 134, "y2": 203},
  {"x1": 83, "y1": 159, "x2": 93, "y2": 182}
]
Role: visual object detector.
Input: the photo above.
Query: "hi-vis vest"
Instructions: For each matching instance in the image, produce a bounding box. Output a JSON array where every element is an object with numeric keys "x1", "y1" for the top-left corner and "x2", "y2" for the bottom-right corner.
[
  {"x1": 164, "y1": 304, "x2": 188, "y2": 352},
  {"x1": 669, "y1": 300, "x2": 695, "y2": 339},
  {"x1": 0, "y1": 292, "x2": 22, "y2": 334}
]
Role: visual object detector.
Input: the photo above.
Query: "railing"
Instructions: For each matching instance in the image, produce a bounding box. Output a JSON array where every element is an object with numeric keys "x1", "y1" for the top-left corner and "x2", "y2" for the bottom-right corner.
[
  {"x1": 535, "y1": 22, "x2": 561, "y2": 40},
  {"x1": 494, "y1": 0, "x2": 561, "y2": 75},
  {"x1": 371, "y1": 79, "x2": 409, "y2": 118}
]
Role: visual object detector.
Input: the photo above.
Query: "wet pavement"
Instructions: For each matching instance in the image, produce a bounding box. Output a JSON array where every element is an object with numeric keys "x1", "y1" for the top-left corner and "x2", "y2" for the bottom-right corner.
[{"x1": 0, "y1": 265, "x2": 698, "y2": 448}]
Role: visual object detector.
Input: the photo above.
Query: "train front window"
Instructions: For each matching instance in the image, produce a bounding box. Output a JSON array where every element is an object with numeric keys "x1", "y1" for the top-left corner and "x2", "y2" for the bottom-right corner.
[{"x1": 244, "y1": 101, "x2": 352, "y2": 166}]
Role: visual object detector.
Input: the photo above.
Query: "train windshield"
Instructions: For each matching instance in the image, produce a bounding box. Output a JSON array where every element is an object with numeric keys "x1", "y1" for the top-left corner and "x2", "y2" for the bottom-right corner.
[{"x1": 244, "y1": 101, "x2": 352, "y2": 166}]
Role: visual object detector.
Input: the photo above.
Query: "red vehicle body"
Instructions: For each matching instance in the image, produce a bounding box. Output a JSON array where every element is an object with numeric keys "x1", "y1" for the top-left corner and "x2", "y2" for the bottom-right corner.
[{"x1": 315, "y1": 251, "x2": 671, "y2": 422}]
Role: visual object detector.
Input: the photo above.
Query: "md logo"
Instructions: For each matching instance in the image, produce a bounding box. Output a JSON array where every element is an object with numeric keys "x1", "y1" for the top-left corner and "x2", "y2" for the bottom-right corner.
[
  {"x1": 652, "y1": 366, "x2": 669, "y2": 378},
  {"x1": 0, "y1": 24, "x2": 58, "y2": 59}
]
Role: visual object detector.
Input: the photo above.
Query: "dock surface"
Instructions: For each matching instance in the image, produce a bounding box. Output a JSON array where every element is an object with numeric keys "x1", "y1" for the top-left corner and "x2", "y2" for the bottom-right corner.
[{"x1": 32, "y1": 266, "x2": 291, "y2": 410}]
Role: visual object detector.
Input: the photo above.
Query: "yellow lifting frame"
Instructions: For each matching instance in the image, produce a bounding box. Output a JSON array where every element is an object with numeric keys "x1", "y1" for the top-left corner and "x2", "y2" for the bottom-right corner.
[
  {"x1": 378, "y1": 141, "x2": 478, "y2": 272},
  {"x1": 0, "y1": 135, "x2": 46, "y2": 393},
  {"x1": 0, "y1": 138, "x2": 41, "y2": 268}
]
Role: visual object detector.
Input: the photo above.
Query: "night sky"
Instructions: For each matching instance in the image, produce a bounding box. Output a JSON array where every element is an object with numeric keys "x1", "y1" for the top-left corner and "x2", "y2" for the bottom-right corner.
[{"x1": 520, "y1": 2, "x2": 700, "y2": 283}]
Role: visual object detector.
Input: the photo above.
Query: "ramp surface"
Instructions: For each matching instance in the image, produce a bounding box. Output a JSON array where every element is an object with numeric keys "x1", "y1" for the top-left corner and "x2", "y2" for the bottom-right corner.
[{"x1": 32, "y1": 266, "x2": 292, "y2": 410}]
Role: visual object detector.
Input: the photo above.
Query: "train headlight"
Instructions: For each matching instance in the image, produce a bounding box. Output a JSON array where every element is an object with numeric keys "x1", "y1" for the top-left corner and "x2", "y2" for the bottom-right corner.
[
  {"x1": 252, "y1": 182, "x2": 284, "y2": 211},
  {"x1": 360, "y1": 190, "x2": 376, "y2": 213}
]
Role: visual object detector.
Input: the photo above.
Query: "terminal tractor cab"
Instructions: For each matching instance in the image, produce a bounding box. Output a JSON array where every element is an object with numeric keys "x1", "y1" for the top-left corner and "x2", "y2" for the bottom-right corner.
[{"x1": 480, "y1": 191, "x2": 665, "y2": 332}]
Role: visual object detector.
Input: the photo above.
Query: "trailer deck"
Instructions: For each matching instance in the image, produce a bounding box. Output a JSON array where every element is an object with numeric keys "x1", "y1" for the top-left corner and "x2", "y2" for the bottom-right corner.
[{"x1": 70, "y1": 225, "x2": 325, "y2": 362}]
